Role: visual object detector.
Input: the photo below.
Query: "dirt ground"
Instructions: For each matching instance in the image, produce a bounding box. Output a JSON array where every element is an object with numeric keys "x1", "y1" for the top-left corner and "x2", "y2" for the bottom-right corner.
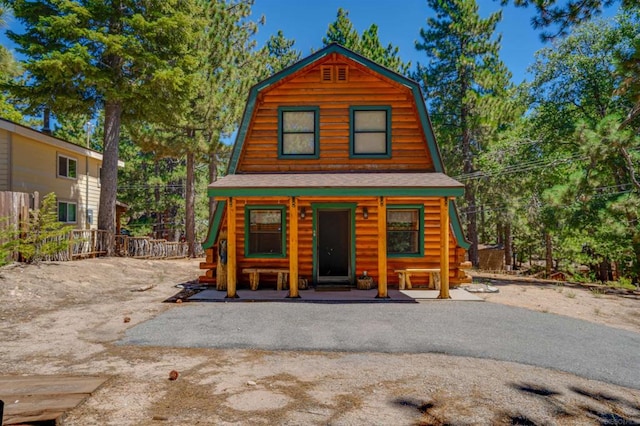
[{"x1": 1, "y1": 258, "x2": 639, "y2": 425}]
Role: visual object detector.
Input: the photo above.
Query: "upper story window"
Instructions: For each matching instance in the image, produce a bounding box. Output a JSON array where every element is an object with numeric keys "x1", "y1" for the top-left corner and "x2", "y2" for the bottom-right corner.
[
  {"x1": 245, "y1": 205, "x2": 287, "y2": 258},
  {"x1": 350, "y1": 106, "x2": 391, "y2": 158},
  {"x1": 58, "y1": 154, "x2": 77, "y2": 179},
  {"x1": 387, "y1": 205, "x2": 424, "y2": 257},
  {"x1": 278, "y1": 107, "x2": 320, "y2": 159},
  {"x1": 58, "y1": 201, "x2": 77, "y2": 223}
]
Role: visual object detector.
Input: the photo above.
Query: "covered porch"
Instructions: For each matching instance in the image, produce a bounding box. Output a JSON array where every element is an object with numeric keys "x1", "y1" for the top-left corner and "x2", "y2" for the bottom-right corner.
[
  {"x1": 187, "y1": 287, "x2": 482, "y2": 303},
  {"x1": 202, "y1": 172, "x2": 468, "y2": 300}
]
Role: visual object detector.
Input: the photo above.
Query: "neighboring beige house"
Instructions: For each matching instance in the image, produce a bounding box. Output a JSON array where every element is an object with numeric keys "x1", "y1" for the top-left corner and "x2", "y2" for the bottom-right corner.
[{"x1": 0, "y1": 117, "x2": 113, "y2": 229}]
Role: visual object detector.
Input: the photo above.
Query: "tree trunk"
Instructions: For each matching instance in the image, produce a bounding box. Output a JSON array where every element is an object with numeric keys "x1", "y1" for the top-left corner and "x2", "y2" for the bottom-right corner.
[
  {"x1": 504, "y1": 222, "x2": 512, "y2": 269},
  {"x1": 458, "y1": 69, "x2": 479, "y2": 267},
  {"x1": 461, "y1": 106, "x2": 479, "y2": 266},
  {"x1": 208, "y1": 152, "x2": 218, "y2": 223},
  {"x1": 185, "y1": 151, "x2": 196, "y2": 258},
  {"x1": 545, "y1": 232, "x2": 553, "y2": 277},
  {"x1": 97, "y1": 100, "x2": 122, "y2": 254},
  {"x1": 153, "y1": 160, "x2": 161, "y2": 239}
]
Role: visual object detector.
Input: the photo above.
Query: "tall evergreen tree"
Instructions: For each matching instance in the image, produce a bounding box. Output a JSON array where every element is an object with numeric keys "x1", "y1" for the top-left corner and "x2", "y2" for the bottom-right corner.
[
  {"x1": 507, "y1": 0, "x2": 640, "y2": 131},
  {"x1": 2, "y1": 0, "x2": 201, "y2": 249},
  {"x1": 322, "y1": 8, "x2": 410, "y2": 75},
  {"x1": 128, "y1": 1, "x2": 300, "y2": 256},
  {"x1": 0, "y1": 5, "x2": 22, "y2": 122},
  {"x1": 414, "y1": 0, "x2": 512, "y2": 266},
  {"x1": 528, "y1": 16, "x2": 640, "y2": 280}
]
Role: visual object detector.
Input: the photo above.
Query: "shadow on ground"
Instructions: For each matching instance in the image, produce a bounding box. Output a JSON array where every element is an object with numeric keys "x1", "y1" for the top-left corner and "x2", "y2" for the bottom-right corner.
[{"x1": 391, "y1": 382, "x2": 640, "y2": 425}]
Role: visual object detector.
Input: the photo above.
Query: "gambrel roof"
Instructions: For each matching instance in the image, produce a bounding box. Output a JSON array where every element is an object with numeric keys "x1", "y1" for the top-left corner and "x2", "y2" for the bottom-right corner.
[
  {"x1": 208, "y1": 43, "x2": 470, "y2": 250},
  {"x1": 227, "y1": 43, "x2": 445, "y2": 175}
]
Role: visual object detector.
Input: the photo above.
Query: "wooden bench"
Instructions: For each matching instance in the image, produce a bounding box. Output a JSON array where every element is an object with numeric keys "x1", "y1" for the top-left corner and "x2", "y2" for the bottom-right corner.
[
  {"x1": 395, "y1": 268, "x2": 441, "y2": 290},
  {"x1": 242, "y1": 268, "x2": 289, "y2": 291}
]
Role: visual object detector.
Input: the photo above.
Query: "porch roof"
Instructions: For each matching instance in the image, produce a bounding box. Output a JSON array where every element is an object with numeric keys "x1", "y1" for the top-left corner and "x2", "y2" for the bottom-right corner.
[{"x1": 208, "y1": 172, "x2": 464, "y2": 197}]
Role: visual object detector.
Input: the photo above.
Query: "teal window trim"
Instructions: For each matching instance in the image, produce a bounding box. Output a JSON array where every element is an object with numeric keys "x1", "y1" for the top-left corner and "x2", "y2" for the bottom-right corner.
[
  {"x1": 244, "y1": 204, "x2": 287, "y2": 258},
  {"x1": 278, "y1": 106, "x2": 320, "y2": 159},
  {"x1": 349, "y1": 106, "x2": 392, "y2": 159},
  {"x1": 386, "y1": 204, "x2": 424, "y2": 258}
]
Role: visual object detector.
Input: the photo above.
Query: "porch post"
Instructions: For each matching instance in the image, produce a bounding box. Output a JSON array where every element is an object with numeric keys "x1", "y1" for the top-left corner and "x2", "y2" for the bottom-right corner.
[
  {"x1": 377, "y1": 196, "x2": 388, "y2": 298},
  {"x1": 226, "y1": 197, "x2": 238, "y2": 298},
  {"x1": 288, "y1": 197, "x2": 300, "y2": 298},
  {"x1": 439, "y1": 197, "x2": 450, "y2": 299}
]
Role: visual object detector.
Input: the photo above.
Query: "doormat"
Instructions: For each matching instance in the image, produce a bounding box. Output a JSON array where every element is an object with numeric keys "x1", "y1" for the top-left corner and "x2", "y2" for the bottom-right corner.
[{"x1": 315, "y1": 286, "x2": 352, "y2": 292}]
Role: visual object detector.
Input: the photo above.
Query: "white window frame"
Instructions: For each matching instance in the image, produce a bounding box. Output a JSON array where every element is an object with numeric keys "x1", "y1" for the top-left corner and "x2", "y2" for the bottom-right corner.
[
  {"x1": 58, "y1": 201, "x2": 77, "y2": 223},
  {"x1": 57, "y1": 154, "x2": 78, "y2": 179}
]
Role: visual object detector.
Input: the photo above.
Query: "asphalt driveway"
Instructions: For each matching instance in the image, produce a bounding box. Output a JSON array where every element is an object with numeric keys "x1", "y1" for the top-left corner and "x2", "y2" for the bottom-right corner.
[{"x1": 120, "y1": 302, "x2": 640, "y2": 390}]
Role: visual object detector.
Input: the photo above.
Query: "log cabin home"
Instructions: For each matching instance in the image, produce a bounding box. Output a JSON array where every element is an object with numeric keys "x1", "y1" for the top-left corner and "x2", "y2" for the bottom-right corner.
[{"x1": 199, "y1": 43, "x2": 470, "y2": 299}]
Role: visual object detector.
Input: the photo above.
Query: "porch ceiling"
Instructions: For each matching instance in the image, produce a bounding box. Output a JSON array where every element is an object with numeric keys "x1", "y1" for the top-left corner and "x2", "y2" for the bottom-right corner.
[{"x1": 208, "y1": 172, "x2": 464, "y2": 197}]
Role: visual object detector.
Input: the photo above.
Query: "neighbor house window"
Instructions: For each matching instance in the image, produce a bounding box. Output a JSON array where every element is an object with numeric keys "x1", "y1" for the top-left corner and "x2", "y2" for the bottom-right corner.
[
  {"x1": 245, "y1": 205, "x2": 286, "y2": 257},
  {"x1": 278, "y1": 107, "x2": 319, "y2": 159},
  {"x1": 350, "y1": 106, "x2": 391, "y2": 157},
  {"x1": 58, "y1": 201, "x2": 77, "y2": 223},
  {"x1": 387, "y1": 206, "x2": 424, "y2": 257},
  {"x1": 58, "y1": 154, "x2": 77, "y2": 179}
]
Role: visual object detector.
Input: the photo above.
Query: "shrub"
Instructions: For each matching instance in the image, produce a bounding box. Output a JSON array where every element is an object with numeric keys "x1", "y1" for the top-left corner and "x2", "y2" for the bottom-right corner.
[
  {"x1": 16, "y1": 193, "x2": 74, "y2": 263},
  {"x1": 0, "y1": 217, "x2": 19, "y2": 267}
]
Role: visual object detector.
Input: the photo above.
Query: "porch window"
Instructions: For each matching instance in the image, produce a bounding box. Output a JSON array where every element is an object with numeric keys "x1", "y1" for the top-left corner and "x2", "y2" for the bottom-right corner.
[
  {"x1": 278, "y1": 107, "x2": 320, "y2": 159},
  {"x1": 245, "y1": 205, "x2": 286, "y2": 258},
  {"x1": 58, "y1": 154, "x2": 77, "y2": 179},
  {"x1": 58, "y1": 201, "x2": 77, "y2": 223},
  {"x1": 387, "y1": 205, "x2": 424, "y2": 257},
  {"x1": 350, "y1": 106, "x2": 391, "y2": 158}
]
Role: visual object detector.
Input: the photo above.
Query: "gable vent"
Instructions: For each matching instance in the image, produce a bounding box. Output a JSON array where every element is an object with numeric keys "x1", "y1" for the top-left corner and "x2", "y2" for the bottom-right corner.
[
  {"x1": 336, "y1": 66, "x2": 348, "y2": 82},
  {"x1": 321, "y1": 66, "x2": 333, "y2": 82}
]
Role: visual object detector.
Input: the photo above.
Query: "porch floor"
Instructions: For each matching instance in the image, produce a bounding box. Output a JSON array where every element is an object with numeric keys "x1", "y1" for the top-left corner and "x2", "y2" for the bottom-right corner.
[{"x1": 187, "y1": 288, "x2": 482, "y2": 303}]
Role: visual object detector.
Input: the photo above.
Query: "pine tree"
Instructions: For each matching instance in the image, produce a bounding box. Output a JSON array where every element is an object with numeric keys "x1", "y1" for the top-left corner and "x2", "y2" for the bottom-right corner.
[
  {"x1": 322, "y1": 8, "x2": 410, "y2": 75},
  {"x1": 414, "y1": 0, "x2": 512, "y2": 266},
  {"x1": 527, "y1": 15, "x2": 640, "y2": 280},
  {"x1": 127, "y1": 1, "x2": 300, "y2": 256},
  {"x1": 18, "y1": 192, "x2": 74, "y2": 263},
  {"x1": 0, "y1": 5, "x2": 23, "y2": 122},
  {"x1": 2, "y1": 0, "x2": 202, "y2": 251}
]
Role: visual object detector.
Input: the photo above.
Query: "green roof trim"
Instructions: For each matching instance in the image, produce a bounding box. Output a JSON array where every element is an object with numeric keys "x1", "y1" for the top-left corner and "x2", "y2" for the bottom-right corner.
[
  {"x1": 450, "y1": 199, "x2": 470, "y2": 250},
  {"x1": 202, "y1": 200, "x2": 226, "y2": 249},
  {"x1": 208, "y1": 187, "x2": 464, "y2": 198}
]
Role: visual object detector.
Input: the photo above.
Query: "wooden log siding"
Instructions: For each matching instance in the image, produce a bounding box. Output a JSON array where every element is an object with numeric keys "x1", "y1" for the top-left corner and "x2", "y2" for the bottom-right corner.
[
  {"x1": 236, "y1": 57, "x2": 434, "y2": 173},
  {"x1": 221, "y1": 196, "x2": 463, "y2": 288}
]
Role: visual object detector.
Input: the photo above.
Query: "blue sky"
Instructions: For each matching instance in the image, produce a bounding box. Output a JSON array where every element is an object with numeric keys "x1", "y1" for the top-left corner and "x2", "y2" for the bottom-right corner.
[
  {"x1": 250, "y1": 0, "x2": 616, "y2": 84},
  {"x1": 0, "y1": 0, "x2": 619, "y2": 85}
]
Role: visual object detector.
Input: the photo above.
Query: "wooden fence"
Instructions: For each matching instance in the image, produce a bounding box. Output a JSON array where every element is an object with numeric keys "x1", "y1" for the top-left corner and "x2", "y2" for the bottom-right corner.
[
  {"x1": 2, "y1": 190, "x2": 201, "y2": 261},
  {"x1": 115, "y1": 235, "x2": 198, "y2": 259},
  {"x1": 0, "y1": 191, "x2": 31, "y2": 230},
  {"x1": 6, "y1": 229, "x2": 200, "y2": 262}
]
